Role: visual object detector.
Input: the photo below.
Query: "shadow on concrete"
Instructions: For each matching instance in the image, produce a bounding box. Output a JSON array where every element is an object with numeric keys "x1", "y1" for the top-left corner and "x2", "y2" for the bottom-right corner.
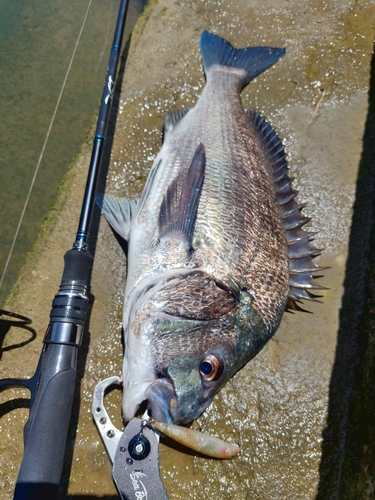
[
  {"x1": 0, "y1": 309, "x2": 36, "y2": 362},
  {"x1": 317, "y1": 44, "x2": 375, "y2": 499},
  {"x1": 0, "y1": 311, "x2": 36, "y2": 417}
]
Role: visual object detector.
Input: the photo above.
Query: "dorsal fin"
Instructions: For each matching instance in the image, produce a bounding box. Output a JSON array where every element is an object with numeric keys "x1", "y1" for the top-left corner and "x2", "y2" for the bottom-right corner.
[
  {"x1": 247, "y1": 109, "x2": 327, "y2": 311},
  {"x1": 159, "y1": 144, "x2": 205, "y2": 248},
  {"x1": 163, "y1": 108, "x2": 191, "y2": 142}
]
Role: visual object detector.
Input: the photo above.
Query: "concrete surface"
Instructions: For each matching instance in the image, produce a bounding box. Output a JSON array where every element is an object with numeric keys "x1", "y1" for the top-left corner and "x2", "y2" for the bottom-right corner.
[{"x1": 1, "y1": 0, "x2": 375, "y2": 498}]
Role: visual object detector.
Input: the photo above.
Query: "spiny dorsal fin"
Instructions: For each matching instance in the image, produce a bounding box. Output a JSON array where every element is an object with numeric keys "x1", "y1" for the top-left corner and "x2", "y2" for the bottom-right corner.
[
  {"x1": 163, "y1": 108, "x2": 191, "y2": 142},
  {"x1": 97, "y1": 194, "x2": 137, "y2": 241},
  {"x1": 159, "y1": 144, "x2": 205, "y2": 248},
  {"x1": 246, "y1": 109, "x2": 327, "y2": 312}
]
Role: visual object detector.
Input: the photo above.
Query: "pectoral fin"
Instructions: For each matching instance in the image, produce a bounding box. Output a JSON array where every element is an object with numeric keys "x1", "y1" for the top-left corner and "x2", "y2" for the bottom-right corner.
[{"x1": 159, "y1": 144, "x2": 205, "y2": 247}]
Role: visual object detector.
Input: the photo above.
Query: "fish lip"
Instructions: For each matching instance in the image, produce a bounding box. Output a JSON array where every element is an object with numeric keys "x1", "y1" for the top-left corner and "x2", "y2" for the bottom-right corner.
[
  {"x1": 122, "y1": 378, "x2": 155, "y2": 422},
  {"x1": 144, "y1": 378, "x2": 177, "y2": 424}
]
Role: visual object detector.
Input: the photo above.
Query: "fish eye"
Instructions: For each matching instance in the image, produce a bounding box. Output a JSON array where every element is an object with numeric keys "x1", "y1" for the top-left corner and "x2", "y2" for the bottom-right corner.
[{"x1": 199, "y1": 354, "x2": 223, "y2": 382}]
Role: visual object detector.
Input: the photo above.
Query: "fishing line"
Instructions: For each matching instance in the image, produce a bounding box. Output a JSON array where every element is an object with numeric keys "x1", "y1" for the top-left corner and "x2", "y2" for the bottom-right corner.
[
  {"x1": 95, "y1": 0, "x2": 114, "y2": 74},
  {"x1": 0, "y1": 0, "x2": 94, "y2": 291}
]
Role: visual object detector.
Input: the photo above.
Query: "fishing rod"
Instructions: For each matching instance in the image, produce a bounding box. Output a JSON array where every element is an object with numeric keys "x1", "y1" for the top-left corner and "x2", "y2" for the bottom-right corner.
[{"x1": 0, "y1": 0, "x2": 129, "y2": 497}]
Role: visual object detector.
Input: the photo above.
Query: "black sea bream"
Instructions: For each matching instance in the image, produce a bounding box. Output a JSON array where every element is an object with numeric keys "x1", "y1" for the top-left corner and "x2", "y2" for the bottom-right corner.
[{"x1": 99, "y1": 31, "x2": 324, "y2": 424}]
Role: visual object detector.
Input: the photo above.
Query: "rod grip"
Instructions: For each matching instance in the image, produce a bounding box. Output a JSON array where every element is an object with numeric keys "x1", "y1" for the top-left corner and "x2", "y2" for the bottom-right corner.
[
  {"x1": 61, "y1": 248, "x2": 93, "y2": 284},
  {"x1": 50, "y1": 249, "x2": 93, "y2": 325},
  {"x1": 14, "y1": 364, "x2": 77, "y2": 499}
]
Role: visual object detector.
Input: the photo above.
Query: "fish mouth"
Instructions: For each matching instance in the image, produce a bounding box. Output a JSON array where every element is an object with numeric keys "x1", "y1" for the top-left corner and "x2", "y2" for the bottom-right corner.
[
  {"x1": 122, "y1": 378, "x2": 155, "y2": 422},
  {"x1": 144, "y1": 378, "x2": 177, "y2": 424},
  {"x1": 122, "y1": 376, "x2": 177, "y2": 424}
]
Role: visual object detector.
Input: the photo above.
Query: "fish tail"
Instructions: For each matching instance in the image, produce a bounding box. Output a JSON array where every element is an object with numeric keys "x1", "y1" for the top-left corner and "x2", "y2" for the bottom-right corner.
[{"x1": 200, "y1": 31, "x2": 285, "y2": 88}]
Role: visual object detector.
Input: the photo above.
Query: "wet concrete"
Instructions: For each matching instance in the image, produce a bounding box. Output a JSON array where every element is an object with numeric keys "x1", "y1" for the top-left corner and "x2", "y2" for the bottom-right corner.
[{"x1": 1, "y1": 0, "x2": 375, "y2": 498}]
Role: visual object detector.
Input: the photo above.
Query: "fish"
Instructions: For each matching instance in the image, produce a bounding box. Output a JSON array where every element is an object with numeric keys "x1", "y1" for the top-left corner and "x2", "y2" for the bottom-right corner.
[{"x1": 99, "y1": 31, "x2": 325, "y2": 425}]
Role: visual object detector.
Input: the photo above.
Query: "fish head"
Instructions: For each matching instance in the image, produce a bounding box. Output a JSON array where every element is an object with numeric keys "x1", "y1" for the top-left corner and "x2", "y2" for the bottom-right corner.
[
  {"x1": 123, "y1": 314, "x2": 234, "y2": 424},
  {"x1": 122, "y1": 289, "x2": 271, "y2": 424},
  {"x1": 147, "y1": 341, "x2": 232, "y2": 424}
]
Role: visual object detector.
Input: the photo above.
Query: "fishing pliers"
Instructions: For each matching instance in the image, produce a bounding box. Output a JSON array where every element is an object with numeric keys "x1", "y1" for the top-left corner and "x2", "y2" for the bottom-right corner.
[{"x1": 92, "y1": 376, "x2": 169, "y2": 500}]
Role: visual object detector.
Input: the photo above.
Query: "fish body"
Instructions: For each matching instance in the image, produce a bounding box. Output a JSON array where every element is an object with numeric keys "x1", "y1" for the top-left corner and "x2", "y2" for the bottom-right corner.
[{"x1": 100, "y1": 32, "x2": 323, "y2": 424}]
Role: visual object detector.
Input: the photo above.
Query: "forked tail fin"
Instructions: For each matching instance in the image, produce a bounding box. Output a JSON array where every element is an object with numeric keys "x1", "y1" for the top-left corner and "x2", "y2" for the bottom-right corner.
[{"x1": 200, "y1": 31, "x2": 285, "y2": 89}]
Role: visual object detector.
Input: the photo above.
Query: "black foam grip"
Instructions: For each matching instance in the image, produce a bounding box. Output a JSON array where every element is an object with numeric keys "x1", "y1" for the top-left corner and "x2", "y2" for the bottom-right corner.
[{"x1": 61, "y1": 249, "x2": 93, "y2": 285}]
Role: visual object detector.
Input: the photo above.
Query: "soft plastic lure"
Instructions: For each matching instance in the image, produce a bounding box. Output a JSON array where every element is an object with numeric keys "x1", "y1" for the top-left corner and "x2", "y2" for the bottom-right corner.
[{"x1": 152, "y1": 420, "x2": 240, "y2": 459}]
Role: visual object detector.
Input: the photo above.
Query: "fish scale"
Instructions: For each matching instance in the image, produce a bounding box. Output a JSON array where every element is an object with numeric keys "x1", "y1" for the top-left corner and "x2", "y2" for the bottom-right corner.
[
  {"x1": 98, "y1": 31, "x2": 325, "y2": 424},
  {"x1": 191, "y1": 119, "x2": 265, "y2": 283}
]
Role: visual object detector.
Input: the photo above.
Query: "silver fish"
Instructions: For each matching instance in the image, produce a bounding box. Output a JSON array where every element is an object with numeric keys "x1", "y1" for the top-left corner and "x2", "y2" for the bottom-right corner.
[{"x1": 99, "y1": 31, "x2": 324, "y2": 424}]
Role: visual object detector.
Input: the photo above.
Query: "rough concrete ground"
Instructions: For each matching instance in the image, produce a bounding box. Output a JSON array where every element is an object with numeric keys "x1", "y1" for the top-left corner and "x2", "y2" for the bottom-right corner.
[{"x1": 1, "y1": 0, "x2": 375, "y2": 498}]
